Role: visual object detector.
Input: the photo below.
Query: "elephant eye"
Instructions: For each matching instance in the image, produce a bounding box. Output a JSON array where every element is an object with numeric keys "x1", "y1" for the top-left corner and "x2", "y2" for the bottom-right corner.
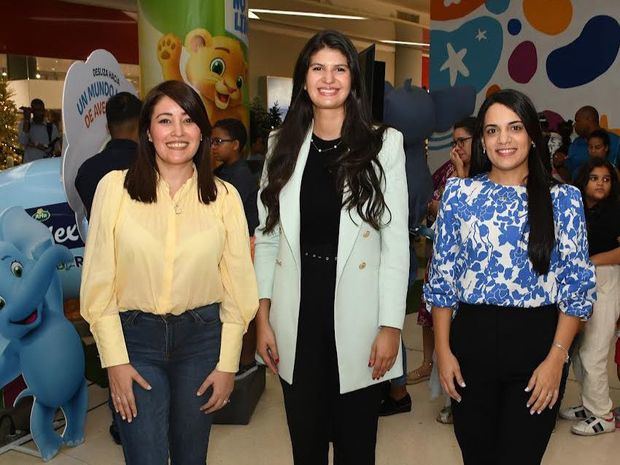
[
  {"x1": 10, "y1": 261, "x2": 23, "y2": 278},
  {"x1": 210, "y1": 58, "x2": 225, "y2": 76},
  {"x1": 236, "y1": 76, "x2": 244, "y2": 89},
  {"x1": 0, "y1": 296, "x2": 4, "y2": 310}
]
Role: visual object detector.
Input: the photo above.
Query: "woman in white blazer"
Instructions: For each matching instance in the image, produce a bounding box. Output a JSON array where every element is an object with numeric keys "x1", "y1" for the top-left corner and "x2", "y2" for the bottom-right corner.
[{"x1": 254, "y1": 30, "x2": 410, "y2": 465}]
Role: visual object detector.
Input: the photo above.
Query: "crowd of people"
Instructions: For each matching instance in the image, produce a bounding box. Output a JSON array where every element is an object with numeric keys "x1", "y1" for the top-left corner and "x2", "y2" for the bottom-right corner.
[{"x1": 12, "y1": 28, "x2": 618, "y2": 465}]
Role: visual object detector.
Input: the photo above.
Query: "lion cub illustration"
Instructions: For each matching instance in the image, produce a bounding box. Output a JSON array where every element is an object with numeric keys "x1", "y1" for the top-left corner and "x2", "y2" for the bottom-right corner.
[{"x1": 157, "y1": 28, "x2": 248, "y2": 128}]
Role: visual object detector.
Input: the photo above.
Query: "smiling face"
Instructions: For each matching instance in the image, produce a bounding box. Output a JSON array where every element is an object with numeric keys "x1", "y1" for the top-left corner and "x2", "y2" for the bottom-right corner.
[
  {"x1": 0, "y1": 248, "x2": 43, "y2": 340},
  {"x1": 585, "y1": 166, "x2": 613, "y2": 205},
  {"x1": 305, "y1": 47, "x2": 352, "y2": 112},
  {"x1": 482, "y1": 103, "x2": 531, "y2": 181},
  {"x1": 148, "y1": 96, "x2": 201, "y2": 171}
]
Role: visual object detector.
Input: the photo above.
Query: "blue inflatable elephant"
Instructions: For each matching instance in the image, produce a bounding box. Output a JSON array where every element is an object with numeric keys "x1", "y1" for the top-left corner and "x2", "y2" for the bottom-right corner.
[{"x1": 0, "y1": 207, "x2": 87, "y2": 461}]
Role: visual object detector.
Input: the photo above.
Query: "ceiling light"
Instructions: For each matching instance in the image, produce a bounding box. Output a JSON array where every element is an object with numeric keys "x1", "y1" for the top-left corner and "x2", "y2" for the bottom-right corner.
[
  {"x1": 249, "y1": 8, "x2": 365, "y2": 20},
  {"x1": 381, "y1": 40, "x2": 429, "y2": 47}
]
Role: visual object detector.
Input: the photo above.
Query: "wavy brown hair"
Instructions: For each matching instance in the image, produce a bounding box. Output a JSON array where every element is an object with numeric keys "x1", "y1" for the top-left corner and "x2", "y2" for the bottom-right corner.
[
  {"x1": 260, "y1": 30, "x2": 389, "y2": 233},
  {"x1": 124, "y1": 80, "x2": 216, "y2": 203}
]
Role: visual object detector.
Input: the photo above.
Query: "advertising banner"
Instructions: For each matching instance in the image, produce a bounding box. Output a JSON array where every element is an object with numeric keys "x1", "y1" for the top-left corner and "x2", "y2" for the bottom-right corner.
[
  {"x1": 61, "y1": 49, "x2": 137, "y2": 240},
  {"x1": 138, "y1": 0, "x2": 249, "y2": 130}
]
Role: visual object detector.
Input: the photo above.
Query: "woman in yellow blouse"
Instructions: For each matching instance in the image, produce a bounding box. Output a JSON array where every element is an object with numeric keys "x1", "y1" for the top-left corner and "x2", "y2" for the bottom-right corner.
[{"x1": 80, "y1": 80, "x2": 258, "y2": 465}]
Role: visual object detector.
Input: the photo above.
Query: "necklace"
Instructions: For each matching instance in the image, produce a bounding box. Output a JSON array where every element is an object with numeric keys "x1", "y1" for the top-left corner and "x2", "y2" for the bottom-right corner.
[{"x1": 311, "y1": 138, "x2": 343, "y2": 153}]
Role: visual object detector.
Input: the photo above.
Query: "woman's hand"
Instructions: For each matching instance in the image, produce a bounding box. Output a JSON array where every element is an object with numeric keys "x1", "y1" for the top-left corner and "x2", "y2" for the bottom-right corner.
[
  {"x1": 436, "y1": 349, "x2": 466, "y2": 402},
  {"x1": 450, "y1": 147, "x2": 465, "y2": 173},
  {"x1": 525, "y1": 350, "x2": 565, "y2": 414},
  {"x1": 256, "y1": 318, "x2": 280, "y2": 374},
  {"x1": 369, "y1": 327, "x2": 400, "y2": 380},
  {"x1": 198, "y1": 369, "x2": 235, "y2": 414},
  {"x1": 553, "y1": 150, "x2": 567, "y2": 168},
  {"x1": 107, "y1": 364, "x2": 152, "y2": 423}
]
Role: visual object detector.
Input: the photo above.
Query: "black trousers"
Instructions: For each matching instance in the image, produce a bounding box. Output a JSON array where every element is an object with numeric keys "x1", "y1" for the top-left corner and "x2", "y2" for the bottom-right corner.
[
  {"x1": 280, "y1": 248, "x2": 383, "y2": 465},
  {"x1": 450, "y1": 302, "x2": 568, "y2": 465}
]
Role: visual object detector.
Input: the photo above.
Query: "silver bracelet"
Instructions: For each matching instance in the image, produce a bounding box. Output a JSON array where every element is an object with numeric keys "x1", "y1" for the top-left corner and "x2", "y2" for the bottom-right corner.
[{"x1": 552, "y1": 342, "x2": 570, "y2": 363}]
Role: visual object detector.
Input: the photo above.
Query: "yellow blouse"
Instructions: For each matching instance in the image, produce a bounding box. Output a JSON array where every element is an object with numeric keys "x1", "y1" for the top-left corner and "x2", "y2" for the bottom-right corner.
[{"x1": 80, "y1": 169, "x2": 258, "y2": 373}]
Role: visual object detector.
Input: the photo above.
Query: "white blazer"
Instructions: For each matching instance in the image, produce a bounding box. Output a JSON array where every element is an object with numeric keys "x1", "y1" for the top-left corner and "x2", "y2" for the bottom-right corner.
[{"x1": 254, "y1": 125, "x2": 410, "y2": 393}]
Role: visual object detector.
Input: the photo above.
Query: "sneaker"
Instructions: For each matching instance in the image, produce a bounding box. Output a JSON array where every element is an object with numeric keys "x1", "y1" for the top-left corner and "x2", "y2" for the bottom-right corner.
[
  {"x1": 559, "y1": 405, "x2": 591, "y2": 421},
  {"x1": 613, "y1": 407, "x2": 620, "y2": 429},
  {"x1": 571, "y1": 415, "x2": 616, "y2": 436},
  {"x1": 436, "y1": 406, "x2": 453, "y2": 424},
  {"x1": 379, "y1": 393, "x2": 412, "y2": 417}
]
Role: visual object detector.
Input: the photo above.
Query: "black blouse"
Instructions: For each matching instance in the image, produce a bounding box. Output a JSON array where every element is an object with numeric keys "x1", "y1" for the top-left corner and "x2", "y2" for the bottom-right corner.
[
  {"x1": 299, "y1": 134, "x2": 345, "y2": 249},
  {"x1": 585, "y1": 200, "x2": 620, "y2": 256}
]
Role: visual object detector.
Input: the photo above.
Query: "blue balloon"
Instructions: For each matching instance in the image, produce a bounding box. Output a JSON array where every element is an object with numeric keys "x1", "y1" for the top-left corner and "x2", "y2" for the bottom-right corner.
[
  {"x1": 383, "y1": 81, "x2": 476, "y2": 285},
  {"x1": 0, "y1": 206, "x2": 87, "y2": 461}
]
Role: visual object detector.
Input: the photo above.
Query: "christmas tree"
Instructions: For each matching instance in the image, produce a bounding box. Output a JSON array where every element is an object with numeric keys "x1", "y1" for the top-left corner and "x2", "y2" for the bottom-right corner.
[
  {"x1": 250, "y1": 96, "x2": 271, "y2": 142},
  {"x1": 268, "y1": 102, "x2": 283, "y2": 130},
  {"x1": 0, "y1": 80, "x2": 21, "y2": 170}
]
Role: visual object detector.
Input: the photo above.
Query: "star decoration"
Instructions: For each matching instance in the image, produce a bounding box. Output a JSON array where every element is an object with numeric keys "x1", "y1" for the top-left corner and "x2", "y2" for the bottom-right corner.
[
  {"x1": 476, "y1": 29, "x2": 487, "y2": 41},
  {"x1": 440, "y1": 42, "x2": 469, "y2": 87}
]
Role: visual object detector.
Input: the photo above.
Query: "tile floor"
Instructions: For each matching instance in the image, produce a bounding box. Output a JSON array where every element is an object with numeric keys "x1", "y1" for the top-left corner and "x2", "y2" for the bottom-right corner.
[{"x1": 1, "y1": 315, "x2": 618, "y2": 465}]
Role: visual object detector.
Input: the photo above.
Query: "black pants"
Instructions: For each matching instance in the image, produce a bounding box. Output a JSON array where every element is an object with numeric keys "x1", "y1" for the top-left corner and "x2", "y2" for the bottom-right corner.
[
  {"x1": 280, "y1": 247, "x2": 383, "y2": 465},
  {"x1": 450, "y1": 302, "x2": 568, "y2": 465}
]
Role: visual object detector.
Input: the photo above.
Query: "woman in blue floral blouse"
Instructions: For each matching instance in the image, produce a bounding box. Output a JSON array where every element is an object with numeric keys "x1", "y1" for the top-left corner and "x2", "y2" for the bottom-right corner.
[{"x1": 424, "y1": 89, "x2": 596, "y2": 465}]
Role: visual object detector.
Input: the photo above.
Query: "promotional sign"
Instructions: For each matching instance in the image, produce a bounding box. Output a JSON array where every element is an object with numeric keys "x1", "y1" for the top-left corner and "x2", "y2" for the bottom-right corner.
[
  {"x1": 61, "y1": 49, "x2": 137, "y2": 240},
  {"x1": 0, "y1": 159, "x2": 81, "y2": 299},
  {"x1": 138, "y1": 0, "x2": 249, "y2": 130}
]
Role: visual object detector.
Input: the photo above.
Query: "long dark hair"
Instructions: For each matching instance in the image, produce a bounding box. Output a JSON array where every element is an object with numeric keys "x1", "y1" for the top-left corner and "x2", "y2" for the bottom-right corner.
[
  {"x1": 470, "y1": 89, "x2": 555, "y2": 275},
  {"x1": 260, "y1": 30, "x2": 388, "y2": 233},
  {"x1": 574, "y1": 157, "x2": 619, "y2": 206},
  {"x1": 124, "y1": 80, "x2": 216, "y2": 203}
]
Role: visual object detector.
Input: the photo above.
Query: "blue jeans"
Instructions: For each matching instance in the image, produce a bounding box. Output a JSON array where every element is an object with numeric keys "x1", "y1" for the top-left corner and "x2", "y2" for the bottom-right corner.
[{"x1": 115, "y1": 304, "x2": 222, "y2": 465}]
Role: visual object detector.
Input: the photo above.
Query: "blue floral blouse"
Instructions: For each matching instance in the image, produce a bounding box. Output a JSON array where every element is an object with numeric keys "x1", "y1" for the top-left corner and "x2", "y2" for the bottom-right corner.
[{"x1": 423, "y1": 173, "x2": 596, "y2": 319}]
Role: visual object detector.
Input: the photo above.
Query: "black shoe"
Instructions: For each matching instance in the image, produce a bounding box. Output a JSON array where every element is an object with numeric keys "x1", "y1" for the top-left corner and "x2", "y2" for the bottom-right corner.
[
  {"x1": 379, "y1": 393, "x2": 412, "y2": 417},
  {"x1": 109, "y1": 423, "x2": 122, "y2": 445}
]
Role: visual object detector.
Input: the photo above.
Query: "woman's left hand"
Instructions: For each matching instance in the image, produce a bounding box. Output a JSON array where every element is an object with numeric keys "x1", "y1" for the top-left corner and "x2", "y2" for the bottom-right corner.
[
  {"x1": 525, "y1": 351, "x2": 565, "y2": 415},
  {"x1": 369, "y1": 327, "x2": 401, "y2": 380},
  {"x1": 197, "y1": 369, "x2": 235, "y2": 414}
]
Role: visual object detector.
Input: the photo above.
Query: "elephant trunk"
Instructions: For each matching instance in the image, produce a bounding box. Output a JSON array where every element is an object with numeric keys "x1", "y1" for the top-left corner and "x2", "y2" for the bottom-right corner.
[{"x1": 14, "y1": 245, "x2": 73, "y2": 316}]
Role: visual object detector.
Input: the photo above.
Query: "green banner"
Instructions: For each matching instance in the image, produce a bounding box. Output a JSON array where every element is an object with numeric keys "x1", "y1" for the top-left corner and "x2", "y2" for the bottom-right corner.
[{"x1": 138, "y1": 0, "x2": 249, "y2": 130}]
